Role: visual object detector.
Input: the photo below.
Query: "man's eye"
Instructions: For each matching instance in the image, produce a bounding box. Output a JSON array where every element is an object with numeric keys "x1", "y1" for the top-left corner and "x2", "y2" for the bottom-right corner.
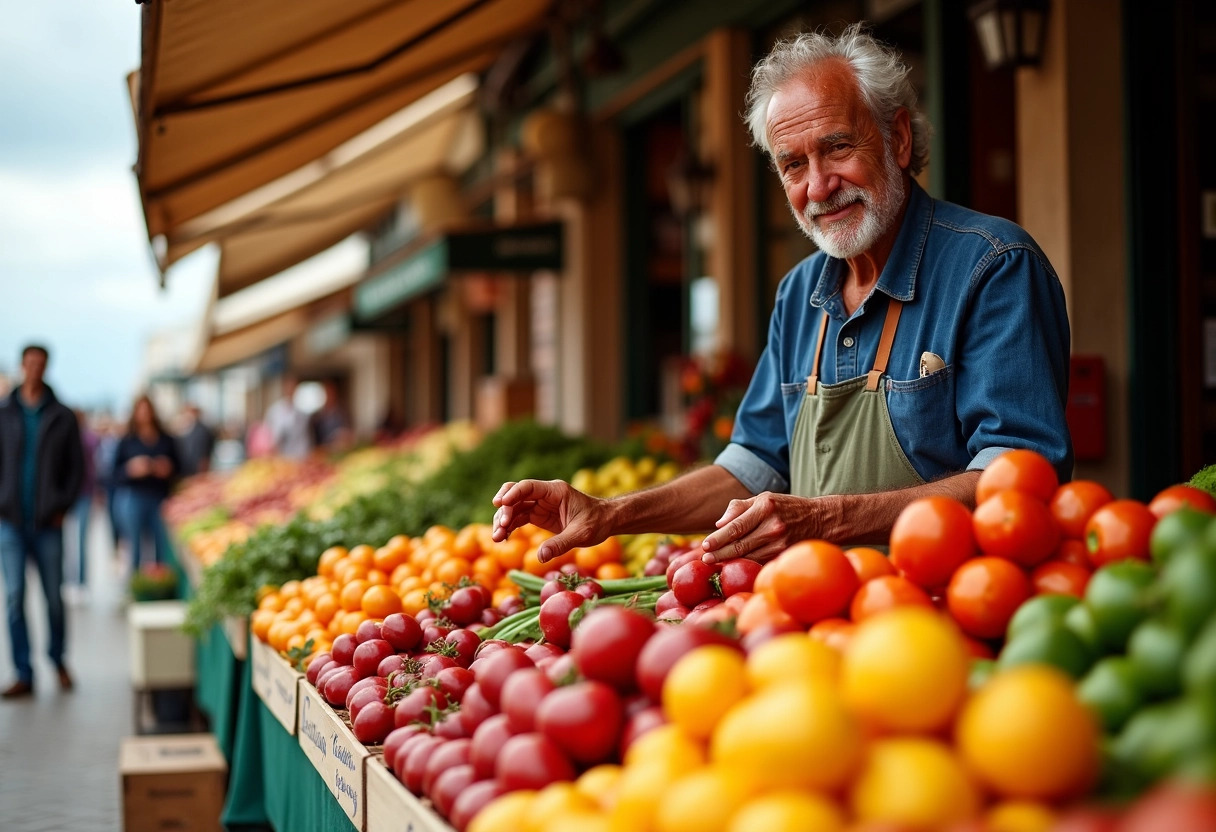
[
  {"x1": 832, "y1": 143, "x2": 850, "y2": 153},
  {"x1": 783, "y1": 160, "x2": 801, "y2": 173}
]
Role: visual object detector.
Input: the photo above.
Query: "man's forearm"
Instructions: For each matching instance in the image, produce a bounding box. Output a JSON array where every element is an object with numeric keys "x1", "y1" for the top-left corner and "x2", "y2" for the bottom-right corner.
[
  {"x1": 819, "y1": 470, "x2": 981, "y2": 546},
  {"x1": 607, "y1": 465, "x2": 754, "y2": 536}
]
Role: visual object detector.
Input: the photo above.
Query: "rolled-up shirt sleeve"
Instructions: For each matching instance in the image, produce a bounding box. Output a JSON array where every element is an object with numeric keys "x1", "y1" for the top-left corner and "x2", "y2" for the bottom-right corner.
[
  {"x1": 714, "y1": 280, "x2": 795, "y2": 496},
  {"x1": 957, "y1": 247, "x2": 1073, "y2": 482}
]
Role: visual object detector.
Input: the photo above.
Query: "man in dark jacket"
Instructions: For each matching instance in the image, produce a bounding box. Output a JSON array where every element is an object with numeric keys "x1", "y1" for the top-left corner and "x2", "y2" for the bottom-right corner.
[{"x1": 0, "y1": 344, "x2": 83, "y2": 698}]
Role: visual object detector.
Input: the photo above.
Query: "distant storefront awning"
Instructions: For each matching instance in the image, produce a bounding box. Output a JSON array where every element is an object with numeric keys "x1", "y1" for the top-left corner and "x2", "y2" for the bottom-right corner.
[
  {"x1": 133, "y1": 0, "x2": 553, "y2": 282},
  {"x1": 353, "y1": 221, "x2": 564, "y2": 324}
]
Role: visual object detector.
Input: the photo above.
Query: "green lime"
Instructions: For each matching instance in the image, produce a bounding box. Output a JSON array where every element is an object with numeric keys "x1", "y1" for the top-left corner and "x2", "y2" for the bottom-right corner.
[
  {"x1": 1150, "y1": 507, "x2": 1213, "y2": 563},
  {"x1": 1085, "y1": 560, "x2": 1157, "y2": 652},
  {"x1": 1127, "y1": 618, "x2": 1187, "y2": 700},
  {"x1": 1078, "y1": 656, "x2": 1144, "y2": 733},
  {"x1": 1182, "y1": 616, "x2": 1216, "y2": 696},
  {"x1": 968, "y1": 658, "x2": 996, "y2": 692},
  {"x1": 998, "y1": 621, "x2": 1094, "y2": 679},
  {"x1": 1065, "y1": 601, "x2": 1105, "y2": 657},
  {"x1": 1111, "y1": 696, "x2": 1216, "y2": 783},
  {"x1": 1007, "y1": 594, "x2": 1079, "y2": 642},
  {"x1": 1158, "y1": 543, "x2": 1216, "y2": 638}
]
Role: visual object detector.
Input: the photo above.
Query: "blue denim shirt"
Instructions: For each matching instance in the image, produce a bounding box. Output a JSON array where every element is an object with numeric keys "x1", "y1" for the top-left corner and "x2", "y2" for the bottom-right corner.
[{"x1": 716, "y1": 181, "x2": 1073, "y2": 495}]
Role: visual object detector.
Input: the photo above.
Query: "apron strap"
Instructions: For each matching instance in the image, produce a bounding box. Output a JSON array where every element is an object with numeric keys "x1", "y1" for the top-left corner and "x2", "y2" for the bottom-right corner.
[
  {"x1": 806, "y1": 310, "x2": 830, "y2": 391},
  {"x1": 866, "y1": 298, "x2": 904, "y2": 391}
]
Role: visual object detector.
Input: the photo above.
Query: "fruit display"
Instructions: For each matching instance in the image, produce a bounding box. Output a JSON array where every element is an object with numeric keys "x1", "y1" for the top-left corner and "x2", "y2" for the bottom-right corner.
[{"x1": 570, "y1": 456, "x2": 682, "y2": 498}]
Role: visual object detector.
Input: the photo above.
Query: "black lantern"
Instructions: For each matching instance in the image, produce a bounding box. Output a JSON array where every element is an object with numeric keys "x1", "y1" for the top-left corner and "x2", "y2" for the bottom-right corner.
[{"x1": 968, "y1": 0, "x2": 1050, "y2": 70}]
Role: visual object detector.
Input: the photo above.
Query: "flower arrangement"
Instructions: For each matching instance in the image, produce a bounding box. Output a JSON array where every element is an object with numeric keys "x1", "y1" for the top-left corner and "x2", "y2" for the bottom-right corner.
[
  {"x1": 129, "y1": 563, "x2": 179, "y2": 602},
  {"x1": 680, "y1": 351, "x2": 753, "y2": 462}
]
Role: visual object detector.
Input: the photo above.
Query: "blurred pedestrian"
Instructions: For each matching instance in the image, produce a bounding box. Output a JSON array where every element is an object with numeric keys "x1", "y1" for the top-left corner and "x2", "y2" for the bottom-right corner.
[
  {"x1": 112, "y1": 395, "x2": 178, "y2": 572},
  {"x1": 0, "y1": 344, "x2": 83, "y2": 698},
  {"x1": 67, "y1": 408, "x2": 99, "y2": 602},
  {"x1": 310, "y1": 379, "x2": 351, "y2": 452},
  {"x1": 95, "y1": 415, "x2": 123, "y2": 554},
  {"x1": 265, "y1": 375, "x2": 312, "y2": 459},
  {"x1": 176, "y1": 403, "x2": 215, "y2": 477}
]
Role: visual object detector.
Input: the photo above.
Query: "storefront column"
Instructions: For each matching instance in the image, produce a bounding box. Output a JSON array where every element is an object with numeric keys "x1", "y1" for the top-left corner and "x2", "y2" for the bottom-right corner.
[
  {"x1": 1015, "y1": 0, "x2": 1128, "y2": 494},
  {"x1": 408, "y1": 298, "x2": 441, "y2": 425},
  {"x1": 704, "y1": 29, "x2": 759, "y2": 359},
  {"x1": 440, "y1": 288, "x2": 475, "y2": 422}
]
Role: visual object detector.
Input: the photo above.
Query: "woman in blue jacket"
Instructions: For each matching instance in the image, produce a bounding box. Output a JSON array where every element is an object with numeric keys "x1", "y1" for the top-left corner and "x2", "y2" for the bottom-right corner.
[{"x1": 112, "y1": 395, "x2": 178, "y2": 571}]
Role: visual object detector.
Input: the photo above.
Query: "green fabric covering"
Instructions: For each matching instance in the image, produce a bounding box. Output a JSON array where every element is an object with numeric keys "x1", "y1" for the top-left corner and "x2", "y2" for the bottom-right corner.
[
  {"x1": 259, "y1": 698, "x2": 356, "y2": 831},
  {"x1": 222, "y1": 652, "x2": 271, "y2": 830},
  {"x1": 195, "y1": 624, "x2": 239, "y2": 760}
]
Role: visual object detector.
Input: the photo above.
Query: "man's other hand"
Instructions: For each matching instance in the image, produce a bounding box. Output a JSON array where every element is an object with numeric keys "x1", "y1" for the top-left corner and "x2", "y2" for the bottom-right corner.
[{"x1": 491, "y1": 480, "x2": 614, "y2": 563}]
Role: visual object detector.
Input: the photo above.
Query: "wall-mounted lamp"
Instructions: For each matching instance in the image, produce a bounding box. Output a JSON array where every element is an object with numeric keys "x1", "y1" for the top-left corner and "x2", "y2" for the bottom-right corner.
[{"x1": 968, "y1": 0, "x2": 1050, "y2": 70}]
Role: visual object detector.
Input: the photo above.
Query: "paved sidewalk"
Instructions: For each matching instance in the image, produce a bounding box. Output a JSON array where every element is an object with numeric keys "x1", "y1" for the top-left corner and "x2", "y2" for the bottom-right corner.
[{"x1": 0, "y1": 509, "x2": 133, "y2": 831}]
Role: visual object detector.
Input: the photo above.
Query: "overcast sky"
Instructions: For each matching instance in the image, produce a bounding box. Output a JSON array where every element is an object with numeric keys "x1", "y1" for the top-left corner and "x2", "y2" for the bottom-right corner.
[{"x1": 0, "y1": 0, "x2": 213, "y2": 414}]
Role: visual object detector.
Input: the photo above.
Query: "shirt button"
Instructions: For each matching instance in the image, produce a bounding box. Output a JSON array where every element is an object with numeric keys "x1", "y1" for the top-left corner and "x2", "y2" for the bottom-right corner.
[
  {"x1": 842, "y1": 336, "x2": 855, "y2": 348},
  {"x1": 818, "y1": 444, "x2": 830, "y2": 453}
]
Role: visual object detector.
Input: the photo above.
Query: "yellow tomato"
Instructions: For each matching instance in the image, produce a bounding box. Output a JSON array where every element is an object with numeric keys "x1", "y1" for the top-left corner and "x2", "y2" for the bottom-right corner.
[
  {"x1": 745, "y1": 633, "x2": 841, "y2": 689},
  {"x1": 655, "y1": 768, "x2": 751, "y2": 832},
  {"x1": 662, "y1": 647, "x2": 748, "y2": 740},
  {"x1": 849, "y1": 738, "x2": 981, "y2": 828},
  {"x1": 986, "y1": 801, "x2": 1058, "y2": 832},
  {"x1": 726, "y1": 791, "x2": 846, "y2": 832},
  {"x1": 623, "y1": 725, "x2": 705, "y2": 771},
  {"x1": 469, "y1": 791, "x2": 537, "y2": 832}
]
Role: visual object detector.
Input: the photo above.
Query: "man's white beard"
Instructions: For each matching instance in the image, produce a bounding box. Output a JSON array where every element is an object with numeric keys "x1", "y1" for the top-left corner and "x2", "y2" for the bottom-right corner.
[{"x1": 793, "y1": 143, "x2": 907, "y2": 260}]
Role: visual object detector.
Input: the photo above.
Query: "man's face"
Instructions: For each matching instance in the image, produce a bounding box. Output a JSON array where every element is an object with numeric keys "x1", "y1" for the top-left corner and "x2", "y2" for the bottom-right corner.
[
  {"x1": 21, "y1": 350, "x2": 47, "y2": 387},
  {"x1": 766, "y1": 60, "x2": 909, "y2": 260}
]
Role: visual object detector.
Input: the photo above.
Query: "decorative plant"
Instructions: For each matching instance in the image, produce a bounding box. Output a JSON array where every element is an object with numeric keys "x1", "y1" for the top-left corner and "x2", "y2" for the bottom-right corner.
[
  {"x1": 680, "y1": 351, "x2": 753, "y2": 462},
  {"x1": 129, "y1": 563, "x2": 179, "y2": 602}
]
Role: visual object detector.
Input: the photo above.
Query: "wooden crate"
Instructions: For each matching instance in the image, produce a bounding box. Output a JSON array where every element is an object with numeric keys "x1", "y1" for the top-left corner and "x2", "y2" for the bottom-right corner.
[
  {"x1": 298, "y1": 680, "x2": 369, "y2": 830},
  {"x1": 365, "y1": 755, "x2": 455, "y2": 832}
]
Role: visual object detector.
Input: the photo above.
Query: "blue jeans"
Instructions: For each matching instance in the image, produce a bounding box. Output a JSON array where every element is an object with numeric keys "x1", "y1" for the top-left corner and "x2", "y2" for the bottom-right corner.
[
  {"x1": 115, "y1": 489, "x2": 168, "y2": 570},
  {"x1": 0, "y1": 521, "x2": 67, "y2": 684},
  {"x1": 71, "y1": 494, "x2": 91, "y2": 586}
]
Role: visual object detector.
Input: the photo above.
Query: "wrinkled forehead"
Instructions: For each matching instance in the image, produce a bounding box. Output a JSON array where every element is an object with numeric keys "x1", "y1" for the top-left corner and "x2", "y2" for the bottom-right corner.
[{"x1": 765, "y1": 60, "x2": 872, "y2": 144}]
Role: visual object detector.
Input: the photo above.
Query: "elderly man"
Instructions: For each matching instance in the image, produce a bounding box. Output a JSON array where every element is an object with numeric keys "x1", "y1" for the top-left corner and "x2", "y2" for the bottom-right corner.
[{"x1": 493, "y1": 25, "x2": 1071, "y2": 564}]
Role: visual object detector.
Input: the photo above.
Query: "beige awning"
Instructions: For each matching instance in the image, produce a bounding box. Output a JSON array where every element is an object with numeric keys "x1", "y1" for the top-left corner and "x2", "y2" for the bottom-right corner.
[
  {"x1": 175, "y1": 75, "x2": 485, "y2": 297},
  {"x1": 135, "y1": 0, "x2": 552, "y2": 276}
]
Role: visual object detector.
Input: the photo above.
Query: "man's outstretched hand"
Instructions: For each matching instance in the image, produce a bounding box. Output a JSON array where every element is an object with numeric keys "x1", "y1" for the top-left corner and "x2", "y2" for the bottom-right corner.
[{"x1": 491, "y1": 479, "x2": 614, "y2": 563}]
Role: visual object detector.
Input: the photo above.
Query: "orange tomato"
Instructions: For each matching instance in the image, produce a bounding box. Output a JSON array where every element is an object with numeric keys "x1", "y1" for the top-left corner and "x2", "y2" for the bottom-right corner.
[
  {"x1": 258, "y1": 591, "x2": 285, "y2": 613},
  {"x1": 472, "y1": 555, "x2": 504, "y2": 585},
  {"x1": 339, "y1": 579, "x2": 372, "y2": 613},
  {"x1": 452, "y1": 525, "x2": 482, "y2": 561},
  {"x1": 347, "y1": 544, "x2": 376, "y2": 570},
  {"x1": 890, "y1": 497, "x2": 977, "y2": 589},
  {"x1": 522, "y1": 547, "x2": 549, "y2": 576},
  {"x1": 361, "y1": 584, "x2": 404, "y2": 619},
  {"x1": 1031, "y1": 560, "x2": 1091, "y2": 598},
  {"x1": 397, "y1": 575, "x2": 424, "y2": 595},
  {"x1": 736, "y1": 592, "x2": 796, "y2": 635},
  {"x1": 808, "y1": 618, "x2": 856, "y2": 652},
  {"x1": 390, "y1": 563, "x2": 414, "y2": 585},
  {"x1": 367, "y1": 568, "x2": 390, "y2": 586},
  {"x1": 495, "y1": 539, "x2": 528, "y2": 572},
  {"x1": 251, "y1": 609, "x2": 276, "y2": 642},
  {"x1": 1085, "y1": 500, "x2": 1156, "y2": 566},
  {"x1": 401, "y1": 588, "x2": 430, "y2": 616},
  {"x1": 434, "y1": 557, "x2": 472, "y2": 586},
  {"x1": 425, "y1": 525, "x2": 457, "y2": 550},
  {"x1": 278, "y1": 580, "x2": 302, "y2": 600},
  {"x1": 1049, "y1": 481, "x2": 1115, "y2": 539},
  {"x1": 1055, "y1": 538, "x2": 1092, "y2": 570},
  {"x1": 946, "y1": 556, "x2": 1032, "y2": 640},
  {"x1": 849, "y1": 575, "x2": 933, "y2": 622},
  {"x1": 976, "y1": 449, "x2": 1059, "y2": 504},
  {"x1": 334, "y1": 562, "x2": 369, "y2": 586},
  {"x1": 845, "y1": 547, "x2": 896, "y2": 584},
  {"x1": 596, "y1": 562, "x2": 631, "y2": 581},
  {"x1": 317, "y1": 546, "x2": 348, "y2": 578},
  {"x1": 767, "y1": 541, "x2": 860, "y2": 625},
  {"x1": 1147, "y1": 484, "x2": 1216, "y2": 519},
  {"x1": 312, "y1": 592, "x2": 339, "y2": 626},
  {"x1": 491, "y1": 586, "x2": 519, "y2": 609},
  {"x1": 372, "y1": 544, "x2": 407, "y2": 573},
  {"x1": 973, "y1": 490, "x2": 1061, "y2": 567}
]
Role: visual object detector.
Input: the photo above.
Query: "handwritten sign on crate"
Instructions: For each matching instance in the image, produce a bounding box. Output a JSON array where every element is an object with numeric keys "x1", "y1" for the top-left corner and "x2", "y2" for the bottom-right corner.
[
  {"x1": 365, "y1": 755, "x2": 455, "y2": 832},
  {"x1": 298, "y1": 681, "x2": 369, "y2": 829}
]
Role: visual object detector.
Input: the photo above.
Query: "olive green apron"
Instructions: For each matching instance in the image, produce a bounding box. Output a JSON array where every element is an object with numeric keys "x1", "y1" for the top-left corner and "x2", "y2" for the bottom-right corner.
[{"x1": 789, "y1": 299, "x2": 926, "y2": 497}]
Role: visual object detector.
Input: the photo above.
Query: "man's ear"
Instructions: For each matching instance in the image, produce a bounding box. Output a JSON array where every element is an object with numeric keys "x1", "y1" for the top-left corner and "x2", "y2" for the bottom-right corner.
[{"x1": 892, "y1": 108, "x2": 913, "y2": 170}]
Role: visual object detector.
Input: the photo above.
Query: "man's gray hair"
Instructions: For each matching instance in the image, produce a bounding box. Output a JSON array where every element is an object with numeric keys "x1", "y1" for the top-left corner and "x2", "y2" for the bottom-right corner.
[{"x1": 745, "y1": 23, "x2": 931, "y2": 175}]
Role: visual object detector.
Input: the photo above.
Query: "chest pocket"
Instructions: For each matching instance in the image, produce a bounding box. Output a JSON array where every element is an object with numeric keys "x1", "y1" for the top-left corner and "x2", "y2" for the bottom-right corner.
[{"x1": 884, "y1": 364, "x2": 960, "y2": 480}]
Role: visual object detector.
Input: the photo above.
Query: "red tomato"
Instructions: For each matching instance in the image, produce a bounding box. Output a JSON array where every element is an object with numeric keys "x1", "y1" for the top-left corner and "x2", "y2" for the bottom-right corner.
[
  {"x1": 634, "y1": 624, "x2": 739, "y2": 702},
  {"x1": 330, "y1": 633, "x2": 356, "y2": 666},
  {"x1": 1120, "y1": 782, "x2": 1216, "y2": 832},
  {"x1": 495, "y1": 733, "x2": 576, "y2": 791},
  {"x1": 422, "y1": 738, "x2": 472, "y2": 797},
  {"x1": 1050, "y1": 480, "x2": 1115, "y2": 539},
  {"x1": 972, "y1": 489, "x2": 1061, "y2": 567},
  {"x1": 964, "y1": 636, "x2": 995, "y2": 659},
  {"x1": 431, "y1": 764, "x2": 477, "y2": 820},
  {"x1": 619, "y1": 705, "x2": 666, "y2": 758},
  {"x1": 844, "y1": 547, "x2": 896, "y2": 583},
  {"x1": 500, "y1": 668, "x2": 555, "y2": 734},
  {"x1": 946, "y1": 556, "x2": 1033, "y2": 640},
  {"x1": 538, "y1": 590, "x2": 585, "y2": 648},
  {"x1": 807, "y1": 618, "x2": 855, "y2": 652},
  {"x1": 472, "y1": 647, "x2": 533, "y2": 708},
  {"x1": 767, "y1": 540, "x2": 859, "y2": 625},
  {"x1": 976, "y1": 448, "x2": 1059, "y2": 504},
  {"x1": 1148, "y1": 484, "x2": 1216, "y2": 519},
  {"x1": 352, "y1": 700, "x2": 395, "y2": 745},
  {"x1": 458, "y1": 683, "x2": 495, "y2": 735},
  {"x1": 719, "y1": 558, "x2": 762, "y2": 596},
  {"x1": 890, "y1": 496, "x2": 977, "y2": 588},
  {"x1": 569, "y1": 607, "x2": 655, "y2": 694},
  {"x1": 1031, "y1": 560, "x2": 1092, "y2": 597},
  {"x1": 1055, "y1": 538, "x2": 1093, "y2": 569},
  {"x1": 470, "y1": 713, "x2": 514, "y2": 780},
  {"x1": 848, "y1": 575, "x2": 933, "y2": 622},
  {"x1": 1085, "y1": 499, "x2": 1157, "y2": 566},
  {"x1": 671, "y1": 560, "x2": 719, "y2": 607},
  {"x1": 535, "y1": 681, "x2": 624, "y2": 764},
  {"x1": 448, "y1": 780, "x2": 504, "y2": 832},
  {"x1": 394, "y1": 685, "x2": 448, "y2": 728},
  {"x1": 402, "y1": 735, "x2": 445, "y2": 794}
]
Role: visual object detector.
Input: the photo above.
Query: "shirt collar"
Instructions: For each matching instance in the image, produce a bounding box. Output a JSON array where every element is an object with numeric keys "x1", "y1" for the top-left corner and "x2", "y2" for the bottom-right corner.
[{"x1": 809, "y1": 178, "x2": 934, "y2": 309}]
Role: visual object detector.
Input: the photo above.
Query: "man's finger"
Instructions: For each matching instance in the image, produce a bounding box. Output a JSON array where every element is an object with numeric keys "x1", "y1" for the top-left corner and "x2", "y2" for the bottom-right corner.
[
  {"x1": 702, "y1": 504, "x2": 763, "y2": 554},
  {"x1": 713, "y1": 498, "x2": 752, "y2": 530},
  {"x1": 492, "y1": 482, "x2": 517, "y2": 505},
  {"x1": 537, "y1": 525, "x2": 593, "y2": 563}
]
